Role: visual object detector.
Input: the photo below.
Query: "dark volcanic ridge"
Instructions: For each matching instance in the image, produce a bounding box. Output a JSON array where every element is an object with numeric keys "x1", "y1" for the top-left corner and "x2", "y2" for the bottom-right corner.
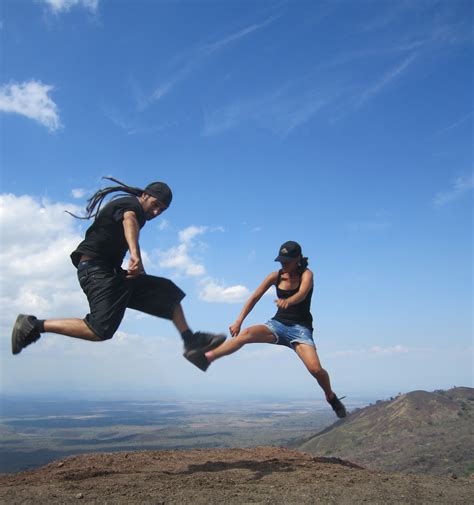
[
  {"x1": 0, "y1": 447, "x2": 472, "y2": 504},
  {"x1": 298, "y1": 387, "x2": 474, "y2": 476}
]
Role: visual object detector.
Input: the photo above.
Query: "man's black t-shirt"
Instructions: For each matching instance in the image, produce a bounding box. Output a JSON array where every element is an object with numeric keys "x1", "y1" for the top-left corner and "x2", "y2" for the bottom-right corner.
[{"x1": 71, "y1": 196, "x2": 146, "y2": 268}]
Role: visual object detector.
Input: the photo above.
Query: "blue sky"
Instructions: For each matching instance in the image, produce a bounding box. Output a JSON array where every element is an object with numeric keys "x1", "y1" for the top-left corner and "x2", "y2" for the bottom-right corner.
[{"x1": 0, "y1": 0, "x2": 472, "y2": 401}]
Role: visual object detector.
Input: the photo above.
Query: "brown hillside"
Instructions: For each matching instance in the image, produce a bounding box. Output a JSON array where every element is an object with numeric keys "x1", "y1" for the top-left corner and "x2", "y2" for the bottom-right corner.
[
  {"x1": 298, "y1": 387, "x2": 474, "y2": 476},
  {"x1": 0, "y1": 447, "x2": 473, "y2": 504}
]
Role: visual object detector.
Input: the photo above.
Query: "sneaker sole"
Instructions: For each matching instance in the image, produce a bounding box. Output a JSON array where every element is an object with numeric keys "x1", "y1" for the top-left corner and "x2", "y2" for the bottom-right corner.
[
  {"x1": 11, "y1": 314, "x2": 28, "y2": 355},
  {"x1": 184, "y1": 349, "x2": 210, "y2": 372},
  {"x1": 328, "y1": 394, "x2": 347, "y2": 418}
]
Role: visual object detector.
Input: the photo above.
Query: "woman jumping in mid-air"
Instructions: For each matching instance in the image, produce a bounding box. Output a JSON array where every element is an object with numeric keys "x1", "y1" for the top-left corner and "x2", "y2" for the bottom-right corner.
[{"x1": 185, "y1": 240, "x2": 347, "y2": 418}]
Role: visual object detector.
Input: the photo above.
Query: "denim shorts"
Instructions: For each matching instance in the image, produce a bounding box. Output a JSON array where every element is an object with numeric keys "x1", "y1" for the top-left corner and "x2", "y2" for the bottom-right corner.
[{"x1": 264, "y1": 319, "x2": 315, "y2": 350}]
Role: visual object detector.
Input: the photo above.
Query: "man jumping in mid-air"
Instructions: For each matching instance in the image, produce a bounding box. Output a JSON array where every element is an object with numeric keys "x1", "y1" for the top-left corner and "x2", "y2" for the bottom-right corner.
[{"x1": 11, "y1": 177, "x2": 225, "y2": 364}]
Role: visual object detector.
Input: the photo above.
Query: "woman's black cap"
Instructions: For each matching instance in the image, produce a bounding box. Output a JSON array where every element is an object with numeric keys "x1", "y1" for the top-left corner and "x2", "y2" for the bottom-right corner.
[
  {"x1": 274, "y1": 241, "x2": 302, "y2": 262},
  {"x1": 144, "y1": 182, "x2": 173, "y2": 207}
]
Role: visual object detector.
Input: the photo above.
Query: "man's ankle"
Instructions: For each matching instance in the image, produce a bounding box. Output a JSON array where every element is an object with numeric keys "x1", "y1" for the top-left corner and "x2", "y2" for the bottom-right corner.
[
  {"x1": 181, "y1": 329, "x2": 193, "y2": 345},
  {"x1": 35, "y1": 319, "x2": 46, "y2": 333}
]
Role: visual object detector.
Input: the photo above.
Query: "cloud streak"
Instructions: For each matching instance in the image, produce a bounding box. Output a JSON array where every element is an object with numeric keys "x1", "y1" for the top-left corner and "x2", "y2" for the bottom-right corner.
[
  {"x1": 202, "y1": 86, "x2": 332, "y2": 137},
  {"x1": 433, "y1": 174, "x2": 474, "y2": 206},
  {"x1": 41, "y1": 0, "x2": 99, "y2": 13},
  {"x1": 0, "y1": 80, "x2": 61, "y2": 132},
  {"x1": 355, "y1": 53, "x2": 417, "y2": 108},
  {"x1": 329, "y1": 345, "x2": 411, "y2": 358},
  {"x1": 143, "y1": 15, "x2": 278, "y2": 108}
]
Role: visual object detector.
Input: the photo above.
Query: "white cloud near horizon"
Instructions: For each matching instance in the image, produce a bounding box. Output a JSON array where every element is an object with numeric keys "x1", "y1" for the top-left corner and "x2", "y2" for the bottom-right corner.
[
  {"x1": 41, "y1": 0, "x2": 99, "y2": 13},
  {"x1": 0, "y1": 80, "x2": 61, "y2": 132},
  {"x1": 433, "y1": 174, "x2": 474, "y2": 206},
  {"x1": 330, "y1": 345, "x2": 411, "y2": 358}
]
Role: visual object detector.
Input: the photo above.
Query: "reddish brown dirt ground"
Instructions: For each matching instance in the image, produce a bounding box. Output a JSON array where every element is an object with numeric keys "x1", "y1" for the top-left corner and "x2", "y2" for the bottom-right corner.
[{"x1": 1, "y1": 447, "x2": 472, "y2": 504}]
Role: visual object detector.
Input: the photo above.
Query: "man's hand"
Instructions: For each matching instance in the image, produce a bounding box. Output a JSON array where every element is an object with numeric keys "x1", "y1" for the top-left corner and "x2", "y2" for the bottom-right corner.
[
  {"x1": 274, "y1": 298, "x2": 289, "y2": 310},
  {"x1": 127, "y1": 254, "x2": 145, "y2": 277}
]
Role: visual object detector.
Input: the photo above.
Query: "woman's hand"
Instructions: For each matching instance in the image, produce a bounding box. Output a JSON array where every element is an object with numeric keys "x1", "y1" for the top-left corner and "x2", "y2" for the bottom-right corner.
[
  {"x1": 229, "y1": 321, "x2": 241, "y2": 337},
  {"x1": 275, "y1": 298, "x2": 289, "y2": 310}
]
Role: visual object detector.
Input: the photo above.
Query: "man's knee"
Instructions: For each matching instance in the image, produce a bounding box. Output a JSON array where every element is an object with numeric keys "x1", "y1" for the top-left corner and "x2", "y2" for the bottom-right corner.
[{"x1": 84, "y1": 317, "x2": 117, "y2": 341}]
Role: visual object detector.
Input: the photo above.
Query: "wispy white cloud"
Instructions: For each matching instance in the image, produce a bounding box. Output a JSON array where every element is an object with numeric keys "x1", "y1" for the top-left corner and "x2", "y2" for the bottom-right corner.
[
  {"x1": 71, "y1": 188, "x2": 87, "y2": 199},
  {"x1": 199, "y1": 278, "x2": 250, "y2": 304},
  {"x1": 102, "y1": 104, "x2": 178, "y2": 135},
  {"x1": 433, "y1": 111, "x2": 473, "y2": 137},
  {"x1": 41, "y1": 0, "x2": 99, "y2": 14},
  {"x1": 142, "y1": 15, "x2": 278, "y2": 108},
  {"x1": 433, "y1": 174, "x2": 474, "y2": 206},
  {"x1": 355, "y1": 53, "x2": 417, "y2": 108},
  {"x1": 202, "y1": 86, "x2": 332, "y2": 137},
  {"x1": 0, "y1": 80, "x2": 61, "y2": 132},
  {"x1": 201, "y1": 16, "x2": 278, "y2": 56},
  {"x1": 158, "y1": 219, "x2": 170, "y2": 231},
  {"x1": 349, "y1": 218, "x2": 391, "y2": 232}
]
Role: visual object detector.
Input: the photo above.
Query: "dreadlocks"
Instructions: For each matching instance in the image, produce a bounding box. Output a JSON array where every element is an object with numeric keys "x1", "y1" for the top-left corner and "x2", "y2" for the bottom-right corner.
[{"x1": 67, "y1": 177, "x2": 144, "y2": 220}]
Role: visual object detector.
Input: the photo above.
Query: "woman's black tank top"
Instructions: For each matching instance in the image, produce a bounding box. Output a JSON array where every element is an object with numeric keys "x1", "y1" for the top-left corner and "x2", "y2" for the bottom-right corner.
[{"x1": 273, "y1": 269, "x2": 313, "y2": 329}]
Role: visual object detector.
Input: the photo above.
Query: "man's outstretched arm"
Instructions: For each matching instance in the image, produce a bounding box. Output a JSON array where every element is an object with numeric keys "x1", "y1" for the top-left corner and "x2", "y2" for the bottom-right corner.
[{"x1": 123, "y1": 210, "x2": 144, "y2": 276}]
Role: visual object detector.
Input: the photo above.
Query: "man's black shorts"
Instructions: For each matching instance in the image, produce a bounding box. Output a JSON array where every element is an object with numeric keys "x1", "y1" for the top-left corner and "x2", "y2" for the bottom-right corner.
[{"x1": 77, "y1": 260, "x2": 185, "y2": 340}]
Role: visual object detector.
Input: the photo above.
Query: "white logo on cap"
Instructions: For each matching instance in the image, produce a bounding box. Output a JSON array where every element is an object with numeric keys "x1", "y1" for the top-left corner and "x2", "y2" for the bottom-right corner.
[{"x1": 281, "y1": 248, "x2": 288, "y2": 254}]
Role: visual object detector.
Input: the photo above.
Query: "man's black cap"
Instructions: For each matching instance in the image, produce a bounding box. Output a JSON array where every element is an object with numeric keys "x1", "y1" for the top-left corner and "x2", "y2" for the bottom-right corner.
[
  {"x1": 145, "y1": 182, "x2": 173, "y2": 207},
  {"x1": 274, "y1": 241, "x2": 302, "y2": 262}
]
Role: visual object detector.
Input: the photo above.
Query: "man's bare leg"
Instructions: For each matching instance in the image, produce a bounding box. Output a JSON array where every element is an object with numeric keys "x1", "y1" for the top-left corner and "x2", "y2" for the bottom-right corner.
[
  {"x1": 171, "y1": 303, "x2": 191, "y2": 333},
  {"x1": 44, "y1": 319, "x2": 101, "y2": 341}
]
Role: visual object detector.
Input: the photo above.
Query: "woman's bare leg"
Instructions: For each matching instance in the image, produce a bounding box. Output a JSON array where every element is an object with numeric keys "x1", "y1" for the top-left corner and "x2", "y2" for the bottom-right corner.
[
  {"x1": 206, "y1": 325, "x2": 276, "y2": 361},
  {"x1": 293, "y1": 343, "x2": 334, "y2": 400}
]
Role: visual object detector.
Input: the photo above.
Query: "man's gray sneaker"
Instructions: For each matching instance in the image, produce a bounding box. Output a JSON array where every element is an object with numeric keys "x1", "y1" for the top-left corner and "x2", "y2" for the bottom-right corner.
[
  {"x1": 328, "y1": 393, "x2": 347, "y2": 418},
  {"x1": 183, "y1": 349, "x2": 210, "y2": 372},
  {"x1": 183, "y1": 332, "x2": 225, "y2": 354},
  {"x1": 11, "y1": 314, "x2": 41, "y2": 355}
]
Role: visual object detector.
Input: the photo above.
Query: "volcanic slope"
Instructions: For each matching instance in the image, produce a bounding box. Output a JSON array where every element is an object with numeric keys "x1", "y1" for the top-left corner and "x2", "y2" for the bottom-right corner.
[
  {"x1": 0, "y1": 447, "x2": 473, "y2": 504},
  {"x1": 298, "y1": 387, "x2": 474, "y2": 476}
]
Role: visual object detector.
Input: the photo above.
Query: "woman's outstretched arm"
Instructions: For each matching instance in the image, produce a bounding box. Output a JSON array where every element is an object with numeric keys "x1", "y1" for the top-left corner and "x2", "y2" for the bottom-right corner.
[{"x1": 229, "y1": 271, "x2": 278, "y2": 336}]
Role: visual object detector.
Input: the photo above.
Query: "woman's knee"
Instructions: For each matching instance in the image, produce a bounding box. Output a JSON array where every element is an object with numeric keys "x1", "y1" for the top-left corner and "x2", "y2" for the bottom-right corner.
[
  {"x1": 310, "y1": 365, "x2": 325, "y2": 377},
  {"x1": 237, "y1": 328, "x2": 253, "y2": 343}
]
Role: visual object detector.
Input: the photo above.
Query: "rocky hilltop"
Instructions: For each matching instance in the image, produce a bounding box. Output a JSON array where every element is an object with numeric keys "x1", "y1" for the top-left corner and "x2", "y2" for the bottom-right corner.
[
  {"x1": 0, "y1": 447, "x2": 473, "y2": 504},
  {"x1": 298, "y1": 387, "x2": 474, "y2": 476}
]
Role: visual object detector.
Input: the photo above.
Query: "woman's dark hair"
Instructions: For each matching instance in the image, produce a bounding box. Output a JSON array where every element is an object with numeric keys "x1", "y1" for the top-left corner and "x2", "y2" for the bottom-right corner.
[
  {"x1": 67, "y1": 177, "x2": 145, "y2": 220},
  {"x1": 298, "y1": 256, "x2": 309, "y2": 273}
]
